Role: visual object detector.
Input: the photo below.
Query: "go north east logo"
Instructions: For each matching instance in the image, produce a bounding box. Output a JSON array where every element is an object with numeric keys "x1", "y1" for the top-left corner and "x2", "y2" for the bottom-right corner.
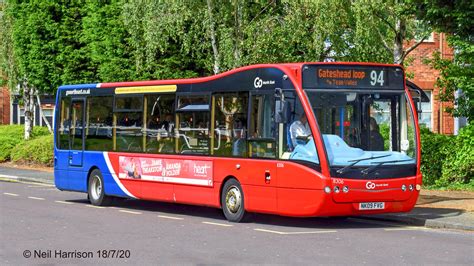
[
  {"x1": 365, "y1": 181, "x2": 389, "y2": 190},
  {"x1": 254, "y1": 77, "x2": 275, "y2": 88}
]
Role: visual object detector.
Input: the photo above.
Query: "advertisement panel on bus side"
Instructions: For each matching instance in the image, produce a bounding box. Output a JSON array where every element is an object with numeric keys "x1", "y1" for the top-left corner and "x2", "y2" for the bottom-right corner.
[{"x1": 118, "y1": 156, "x2": 213, "y2": 187}]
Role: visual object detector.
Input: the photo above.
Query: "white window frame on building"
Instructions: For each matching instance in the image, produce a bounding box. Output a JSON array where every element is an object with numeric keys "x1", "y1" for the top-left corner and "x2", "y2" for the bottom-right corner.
[{"x1": 418, "y1": 90, "x2": 433, "y2": 130}]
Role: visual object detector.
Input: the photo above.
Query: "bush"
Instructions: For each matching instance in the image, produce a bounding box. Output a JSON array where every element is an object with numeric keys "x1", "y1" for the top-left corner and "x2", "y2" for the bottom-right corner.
[
  {"x1": 10, "y1": 135, "x2": 54, "y2": 166},
  {"x1": 438, "y1": 124, "x2": 474, "y2": 187},
  {"x1": 0, "y1": 125, "x2": 51, "y2": 162},
  {"x1": 0, "y1": 125, "x2": 50, "y2": 138},
  {"x1": 420, "y1": 128, "x2": 454, "y2": 185},
  {"x1": 0, "y1": 136, "x2": 22, "y2": 162},
  {"x1": 420, "y1": 125, "x2": 474, "y2": 189}
]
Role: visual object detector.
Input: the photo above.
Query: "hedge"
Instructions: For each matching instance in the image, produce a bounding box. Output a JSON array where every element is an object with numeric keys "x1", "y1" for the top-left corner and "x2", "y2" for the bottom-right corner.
[
  {"x1": 0, "y1": 136, "x2": 22, "y2": 162},
  {"x1": 0, "y1": 124, "x2": 50, "y2": 138},
  {"x1": 420, "y1": 124, "x2": 474, "y2": 188},
  {"x1": 420, "y1": 128, "x2": 453, "y2": 185},
  {"x1": 438, "y1": 124, "x2": 474, "y2": 187},
  {"x1": 10, "y1": 135, "x2": 54, "y2": 166},
  {"x1": 0, "y1": 125, "x2": 50, "y2": 162}
]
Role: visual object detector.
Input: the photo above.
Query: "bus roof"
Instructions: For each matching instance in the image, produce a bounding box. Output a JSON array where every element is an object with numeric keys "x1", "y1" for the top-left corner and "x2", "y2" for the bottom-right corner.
[{"x1": 58, "y1": 62, "x2": 402, "y2": 90}]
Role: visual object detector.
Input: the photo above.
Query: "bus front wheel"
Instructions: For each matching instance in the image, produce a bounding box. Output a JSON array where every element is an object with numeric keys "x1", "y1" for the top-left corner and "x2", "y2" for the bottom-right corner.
[
  {"x1": 221, "y1": 179, "x2": 248, "y2": 223},
  {"x1": 88, "y1": 169, "x2": 111, "y2": 206}
]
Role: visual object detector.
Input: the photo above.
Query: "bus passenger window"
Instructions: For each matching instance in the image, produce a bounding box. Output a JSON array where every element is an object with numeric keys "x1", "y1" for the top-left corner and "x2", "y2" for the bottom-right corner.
[
  {"x1": 248, "y1": 94, "x2": 276, "y2": 158},
  {"x1": 144, "y1": 94, "x2": 175, "y2": 154},
  {"x1": 212, "y1": 92, "x2": 248, "y2": 157},
  {"x1": 176, "y1": 95, "x2": 210, "y2": 155},
  {"x1": 85, "y1": 96, "x2": 113, "y2": 151},
  {"x1": 114, "y1": 96, "x2": 143, "y2": 152}
]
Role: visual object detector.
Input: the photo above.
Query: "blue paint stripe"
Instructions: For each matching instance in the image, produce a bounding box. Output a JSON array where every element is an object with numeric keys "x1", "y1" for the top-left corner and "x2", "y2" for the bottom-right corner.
[{"x1": 58, "y1": 84, "x2": 98, "y2": 90}]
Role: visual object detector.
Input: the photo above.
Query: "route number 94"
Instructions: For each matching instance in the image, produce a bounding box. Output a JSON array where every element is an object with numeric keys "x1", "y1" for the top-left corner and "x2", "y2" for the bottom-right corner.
[{"x1": 370, "y1": 70, "x2": 385, "y2": 86}]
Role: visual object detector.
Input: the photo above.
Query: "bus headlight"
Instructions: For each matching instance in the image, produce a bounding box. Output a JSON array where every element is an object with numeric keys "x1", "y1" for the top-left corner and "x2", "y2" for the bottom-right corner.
[
  {"x1": 401, "y1": 184, "x2": 407, "y2": 191},
  {"x1": 409, "y1": 184, "x2": 414, "y2": 191},
  {"x1": 416, "y1": 184, "x2": 421, "y2": 191},
  {"x1": 334, "y1": 186, "x2": 340, "y2": 193},
  {"x1": 324, "y1": 186, "x2": 331, "y2": 194},
  {"x1": 342, "y1": 186, "x2": 349, "y2": 193}
]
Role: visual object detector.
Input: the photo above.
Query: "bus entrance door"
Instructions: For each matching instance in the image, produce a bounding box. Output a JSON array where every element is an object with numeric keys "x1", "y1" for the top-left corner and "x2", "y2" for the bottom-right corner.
[
  {"x1": 68, "y1": 99, "x2": 86, "y2": 191},
  {"x1": 245, "y1": 92, "x2": 278, "y2": 213}
]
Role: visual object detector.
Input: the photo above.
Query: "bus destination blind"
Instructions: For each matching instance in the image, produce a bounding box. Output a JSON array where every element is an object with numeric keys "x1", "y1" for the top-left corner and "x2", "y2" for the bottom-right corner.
[{"x1": 303, "y1": 65, "x2": 404, "y2": 90}]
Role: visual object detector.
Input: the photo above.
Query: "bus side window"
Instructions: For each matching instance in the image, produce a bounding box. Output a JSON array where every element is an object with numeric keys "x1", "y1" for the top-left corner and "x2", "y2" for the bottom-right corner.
[
  {"x1": 85, "y1": 96, "x2": 113, "y2": 151},
  {"x1": 248, "y1": 94, "x2": 276, "y2": 158},
  {"x1": 144, "y1": 94, "x2": 176, "y2": 154},
  {"x1": 57, "y1": 96, "x2": 71, "y2": 149},
  {"x1": 279, "y1": 93, "x2": 320, "y2": 165},
  {"x1": 114, "y1": 96, "x2": 143, "y2": 152},
  {"x1": 176, "y1": 95, "x2": 210, "y2": 155},
  {"x1": 211, "y1": 92, "x2": 249, "y2": 157}
]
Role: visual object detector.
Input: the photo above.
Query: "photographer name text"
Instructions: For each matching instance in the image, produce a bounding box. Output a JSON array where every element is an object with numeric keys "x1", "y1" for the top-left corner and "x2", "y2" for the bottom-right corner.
[{"x1": 23, "y1": 249, "x2": 130, "y2": 259}]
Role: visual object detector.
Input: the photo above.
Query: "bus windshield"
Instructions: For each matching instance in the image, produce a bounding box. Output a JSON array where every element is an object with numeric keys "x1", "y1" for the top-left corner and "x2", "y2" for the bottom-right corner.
[
  {"x1": 306, "y1": 90, "x2": 416, "y2": 169},
  {"x1": 299, "y1": 64, "x2": 417, "y2": 178}
]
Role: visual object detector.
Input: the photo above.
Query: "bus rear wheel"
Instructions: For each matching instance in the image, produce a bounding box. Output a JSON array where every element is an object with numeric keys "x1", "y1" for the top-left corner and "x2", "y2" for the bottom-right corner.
[
  {"x1": 88, "y1": 169, "x2": 111, "y2": 206},
  {"x1": 221, "y1": 179, "x2": 248, "y2": 223}
]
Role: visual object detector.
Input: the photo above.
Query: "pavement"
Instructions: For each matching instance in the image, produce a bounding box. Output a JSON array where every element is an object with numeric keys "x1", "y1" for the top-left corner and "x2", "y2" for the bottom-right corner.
[{"x1": 1, "y1": 165, "x2": 473, "y2": 231}]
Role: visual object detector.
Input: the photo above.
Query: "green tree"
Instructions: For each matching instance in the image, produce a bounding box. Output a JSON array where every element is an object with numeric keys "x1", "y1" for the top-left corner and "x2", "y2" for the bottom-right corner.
[
  {"x1": 351, "y1": 0, "x2": 430, "y2": 65},
  {"x1": 414, "y1": 0, "x2": 474, "y2": 120},
  {"x1": 1, "y1": 1, "x2": 93, "y2": 139},
  {"x1": 122, "y1": 0, "x2": 208, "y2": 79},
  {"x1": 82, "y1": 0, "x2": 135, "y2": 82}
]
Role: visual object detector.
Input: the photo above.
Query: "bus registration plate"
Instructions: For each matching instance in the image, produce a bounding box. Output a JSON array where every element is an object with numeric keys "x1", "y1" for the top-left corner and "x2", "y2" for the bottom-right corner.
[{"x1": 359, "y1": 202, "x2": 385, "y2": 210}]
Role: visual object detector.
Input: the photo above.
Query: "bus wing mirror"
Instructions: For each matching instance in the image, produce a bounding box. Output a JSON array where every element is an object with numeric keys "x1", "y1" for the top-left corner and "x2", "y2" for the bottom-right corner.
[
  {"x1": 275, "y1": 88, "x2": 291, "y2": 123},
  {"x1": 275, "y1": 100, "x2": 291, "y2": 124},
  {"x1": 406, "y1": 80, "x2": 429, "y2": 114}
]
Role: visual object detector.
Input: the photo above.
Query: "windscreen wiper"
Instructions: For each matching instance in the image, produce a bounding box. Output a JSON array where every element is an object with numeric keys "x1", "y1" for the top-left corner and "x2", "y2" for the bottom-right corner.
[
  {"x1": 361, "y1": 159, "x2": 415, "y2": 175},
  {"x1": 336, "y1": 154, "x2": 391, "y2": 174}
]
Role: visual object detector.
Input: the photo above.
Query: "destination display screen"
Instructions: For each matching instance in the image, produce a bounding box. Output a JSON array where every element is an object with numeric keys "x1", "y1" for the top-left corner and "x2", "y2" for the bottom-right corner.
[{"x1": 302, "y1": 64, "x2": 404, "y2": 90}]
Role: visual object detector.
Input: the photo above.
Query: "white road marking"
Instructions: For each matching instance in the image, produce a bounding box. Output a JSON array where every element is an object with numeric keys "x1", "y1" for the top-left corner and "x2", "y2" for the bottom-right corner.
[
  {"x1": 3, "y1": 192, "x2": 19, "y2": 197},
  {"x1": 158, "y1": 215, "x2": 184, "y2": 220},
  {"x1": 119, "y1": 210, "x2": 142, "y2": 215},
  {"x1": 0, "y1": 174, "x2": 21, "y2": 179},
  {"x1": 254, "y1": 228, "x2": 336, "y2": 235},
  {"x1": 20, "y1": 182, "x2": 54, "y2": 187},
  {"x1": 86, "y1": 205, "x2": 106, "y2": 209},
  {"x1": 28, "y1": 196, "x2": 45, "y2": 200},
  {"x1": 55, "y1": 200, "x2": 74, "y2": 205},
  {"x1": 202, "y1": 221, "x2": 233, "y2": 227},
  {"x1": 384, "y1": 226, "x2": 429, "y2": 231}
]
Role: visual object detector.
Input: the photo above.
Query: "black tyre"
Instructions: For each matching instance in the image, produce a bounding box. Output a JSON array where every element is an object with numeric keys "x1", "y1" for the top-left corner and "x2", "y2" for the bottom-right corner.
[
  {"x1": 221, "y1": 179, "x2": 248, "y2": 222},
  {"x1": 88, "y1": 169, "x2": 112, "y2": 206}
]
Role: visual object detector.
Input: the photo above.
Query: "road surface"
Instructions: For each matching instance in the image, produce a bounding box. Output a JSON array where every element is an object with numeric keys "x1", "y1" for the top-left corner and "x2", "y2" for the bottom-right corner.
[{"x1": 1, "y1": 180, "x2": 473, "y2": 265}]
